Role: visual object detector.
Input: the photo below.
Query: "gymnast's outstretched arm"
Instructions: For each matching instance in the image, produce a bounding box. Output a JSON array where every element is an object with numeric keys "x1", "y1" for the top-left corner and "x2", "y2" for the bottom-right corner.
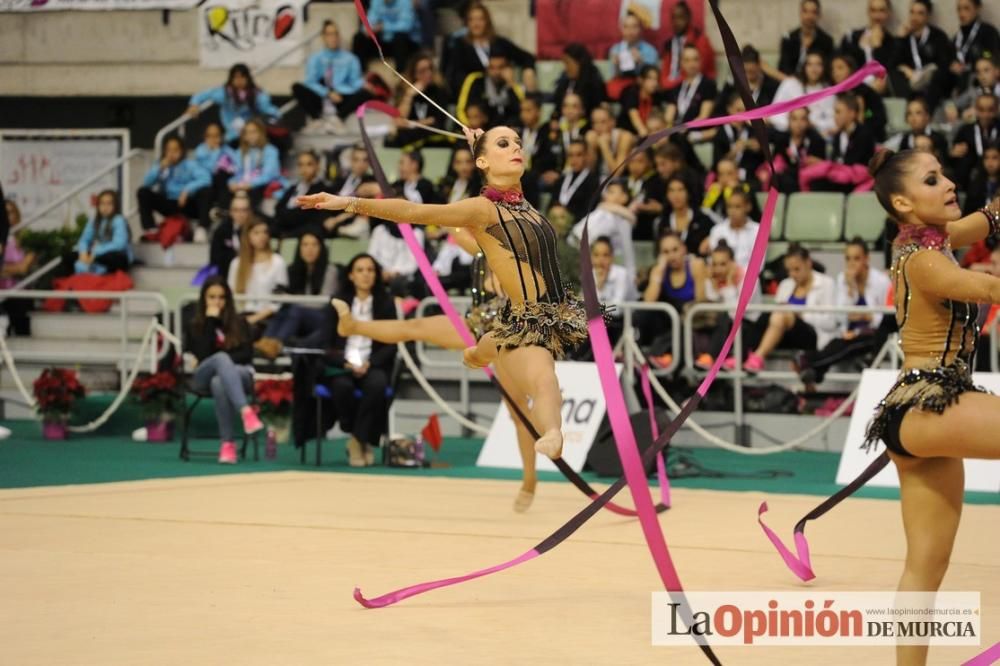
[
  {"x1": 297, "y1": 192, "x2": 494, "y2": 230},
  {"x1": 945, "y1": 198, "x2": 999, "y2": 248},
  {"x1": 905, "y1": 248, "x2": 1000, "y2": 304}
]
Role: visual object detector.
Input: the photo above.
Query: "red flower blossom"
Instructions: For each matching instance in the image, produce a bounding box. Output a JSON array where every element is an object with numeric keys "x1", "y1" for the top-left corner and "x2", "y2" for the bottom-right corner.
[{"x1": 33, "y1": 367, "x2": 86, "y2": 421}]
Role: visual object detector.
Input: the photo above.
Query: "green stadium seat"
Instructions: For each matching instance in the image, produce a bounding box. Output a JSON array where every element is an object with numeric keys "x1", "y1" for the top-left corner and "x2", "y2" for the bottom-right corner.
[
  {"x1": 693, "y1": 142, "x2": 714, "y2": 170},
  {"x1": 422, "y1": 148, "x2": 452, "y2": 183},
  {"x1": 329, "y1": 237, "x2": 369, "y2": 266},
  {"x1": 634, "y1": 240, "x2": 655, "y2": 271},
  {"x1": 536, "y1": 60, "x2": 564, "y2": 95},
  {"x1": 375, "y1": 146, "x2": 403, "y2": 182},
  {"x1": 756, "y1": 191, "x2": 787, "y2": 240},
  {"x1": 844, "y1": 192, "x2": 886, "y2": 243},
  {"x1": 594, "y1": 60, "x2": 613, "y2": 81},
  {"x1": 279, "y1": 238, "x2": 298, "y2": 266},
  {"x1": 784, "y1": 192, "x2": 845, "y2": 242},
  {"x1": 884, "y1": 97, "x2": 907, "y2": 134},
  {"x1": 541, "y1": 102, "x2": 555, "y2": 122},
  {"x1": 766, "y1": 241, "x2": 789, "y2": 263}
]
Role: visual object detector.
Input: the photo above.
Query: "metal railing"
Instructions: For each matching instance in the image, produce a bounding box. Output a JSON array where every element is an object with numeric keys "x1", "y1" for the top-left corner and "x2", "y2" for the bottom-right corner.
[
  {"x1": 0, "y1": 289, "x2": 170, "y2": 385},
  {"x1": 153, "y1": 27, "x2": 322, "y2": 157},
  {"x1": 172, "y1": 292, "x2": 330, "y2": 350}
]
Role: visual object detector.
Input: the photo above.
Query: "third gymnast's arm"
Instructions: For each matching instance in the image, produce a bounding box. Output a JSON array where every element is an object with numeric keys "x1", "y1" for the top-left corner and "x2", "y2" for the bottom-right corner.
[{"x1": 296, "y1": 192, "x2": 493, "y2": 230}]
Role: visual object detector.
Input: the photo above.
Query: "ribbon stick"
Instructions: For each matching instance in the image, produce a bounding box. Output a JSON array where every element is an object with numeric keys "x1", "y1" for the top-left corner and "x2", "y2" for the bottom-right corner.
[{"x1": 355, "y1": 101, "x2": 667, "y2": 516}]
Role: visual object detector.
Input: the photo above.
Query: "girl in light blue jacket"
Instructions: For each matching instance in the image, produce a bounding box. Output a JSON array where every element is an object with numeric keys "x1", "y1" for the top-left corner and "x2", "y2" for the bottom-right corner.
[
  {"x1": 188, "y1": 64, "x2": 280, "y2": 145},
  {"x1": 74, "y1": 190, "x2": 133, "y2": 275},
  {"x1": 222, "y1": 118, "x2": 283, "y2": 212}
]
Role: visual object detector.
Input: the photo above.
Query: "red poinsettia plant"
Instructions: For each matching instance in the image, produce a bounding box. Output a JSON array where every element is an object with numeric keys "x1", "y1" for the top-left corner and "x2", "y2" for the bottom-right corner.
[
  {"x1": 131, "y1": 369, "x2": 181, "y2": 421},
  {"x1": 33, "y1": 367, "x2": 86, "y2": 423},
  {"x1": 254, "y1": 378, "x2": 293, "y2": 424}
]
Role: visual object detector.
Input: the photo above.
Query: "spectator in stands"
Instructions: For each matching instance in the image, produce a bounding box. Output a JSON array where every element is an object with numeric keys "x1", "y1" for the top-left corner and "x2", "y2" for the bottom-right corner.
[
  {"x1": 841, "y1": 0, "x2": 897, "y2": 91},
  {"x1": 624, "y1": 148, "x2": 657, "y2": 239},
  {"x1": 228, "y1": 218, "x2": 288, "y2": 334},
  {"x1": 272, "y1": 150, "x2": 332, "y2": 239},
  {"x1": 185, "y1": 276, "x2": 263, "y2": 464},
  {"x1": 328, "y1": 253, "x2": 398, "y2": 467},
  {"x1": 964, "y1": 141, "x2": 1000, "y2": 214},
  {"x1": 293, "y1": 20, "x2": 370, "y2": 134},
  {"x1": 715, "y1": 45, "x2": 779, "y2": 111},
  {"x1": 463, "y1": 101, "x2": 490, "y2": 131},
  {"x1": 660, "y1": 175, "x2": 716, "y2": 257},
  {"x1": 591, "y1": 236, "x2": 633, "y2": 345},
  {"x1": 367, "y1": 215, "x2": 426, "y2": 299},
  {"x1": 388, "y1": 52, "x2": 453, "y2": 149},
  {"x1": 891, "y1": 95, "x2": 950, "y2": 156},
  {"x1": 635, "y1": 143, "x2": 703, "y2": 237},
  {"x1": 665, "y1": 45, "x2": 717, "y2": 127},
  {"x1": 457, "y1": 52, "x2": 523, "y2": 127},
  {"x1": 771, "y1": 107, "x2": 827, "y2": 193},
  {"x1": 223, "y1": 119, "x2": 281, "y2": 212},
  {"x1": 430, "y1": 148, "x2": 480, "y2": 291},
  {"x1": 703, "y1": 158, "x2": 752, "y2": 219},
  {"x1": 738, "y1": 243, "x2": 837, "y2": 374},
  {"x1": 354, "y1": 0, "x2": 419, "y2": 67},
  {"x1": 137, "y1": 135, "x2": 213, "y2": 242},
  {"x1": 548, "y1": 92, "x2": 591, "y2": 177},
  {"x1": 607, "y1": 11, "x2": 658, "y2": 99},
  {"x1": 696, "y1": 240, "x2": 764, "y2": 370},
  {"x1": 641, "y1": 230, "x2": 707, "y2": 366},
  {"x1": 619, "y1": 65, "x2": 665, "y2": 138},
  {"x1": 1, "y1": 200, "x2": 35, "y2": 336},
  {"x1": 439, "y1": 145, "x2": 482, "y2": 204},
  {"x1": 711, "y1": 92, "x2": 765, "y2": 181},
  {"x1": 707, "y1": 189, "x2": 759, "y2": 268},
  {"x1": 187, "y1": 64, "x2": 280, "y2": 145},
  {"x1": 949, "y1": 0, "x2": 1000, "y2": 91},
  {"x1": 889, "y1": 0, "x2": 954, "y2": 110},
  {"x1": 831, "y1": 52, "x2": 888, "y2": 142},
  {"x1": 0, "y1": 182, "x2": 8, "y2": 258},
  {"x1": 194, "y1": 122, "x2": 233, "y2": 199},
  {"x1": 325, "y1": 145, "x2": 378, "y2": 239},
  {"x1": 660, "y1": 0, "x2": 716, "y2": 90},
  {"x1": 552, "y1": 43, "x2": 606, "y2": 119},
  {"x1": 552, "y1": 139, "x2": 599, "y2": 222},
  {"x1": 585, "y1": 105, "x2": 636, "y2": 179},
  {"x1": 442, "y1": 2, "x2": 536, "y2": 97},
  {"x1": 770, "y1": 49, "x2": 836, "y2": 135},
  {"x1": 944, "y1": 55, "x2": 1000, "y2": 124},
  {"x1": 72, "y1": 190, "x2": 132, "y2": 276},
  {"x1": 794, "y1": 237, "x2": 891, "y2": 388},
  {"x1": 569, "y1": 180, "x2": 636, "y2": 283},
  {"x1": 799, "y1": 92, "x2": 877, "y2": 192},
  {"x1": 950, "y1": 92, "x2": 999, "y2": 184},
  {"x1": 210, "y1": 192, "x2": 252, "y2": 278},
  {"x1": 517, "y1": 94, "x2": 556, "y2": 199},
  {"x1": 392, "y1": 150, "x2": 440, "y2": 205},
  {"x1": 255, "y1": 230, "x2": 338, "y2": 358},
  {"x1": 771, "y1": 0, "x2": 835, "y2": 80}
]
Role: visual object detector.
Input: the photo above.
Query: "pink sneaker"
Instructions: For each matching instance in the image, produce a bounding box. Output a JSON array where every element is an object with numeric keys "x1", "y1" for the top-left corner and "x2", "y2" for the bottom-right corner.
[
  {"x1": 218, "y1": 441, "x2": 238, "y2": 464},
  {"x1": 722, "y1": 356, "x2": 737, "y2": 371},
  {"x1": 241, "y1": 406, "x2": 264, "y2": 434},
  {"x1": 744, "y1": 352, "x2": 765, "y2": 374}
]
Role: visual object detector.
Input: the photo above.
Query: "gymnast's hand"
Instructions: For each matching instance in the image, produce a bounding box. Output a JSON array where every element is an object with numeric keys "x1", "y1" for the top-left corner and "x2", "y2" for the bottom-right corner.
[
  {"x1": 464, "y1": 127, "x2": 484, "y2": 150},
  {"x1": 297, "y1": 193, "x2": 349, "y2": 211}
]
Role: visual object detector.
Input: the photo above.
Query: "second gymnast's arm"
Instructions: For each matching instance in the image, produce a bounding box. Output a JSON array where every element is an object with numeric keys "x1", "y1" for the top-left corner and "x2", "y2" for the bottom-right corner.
[
  {"x1": 297, "y1": 192, "x2": 493, "y2": 230},
  {"x1": 946, "y1": 198, "x2": 999, "y2": 248}
]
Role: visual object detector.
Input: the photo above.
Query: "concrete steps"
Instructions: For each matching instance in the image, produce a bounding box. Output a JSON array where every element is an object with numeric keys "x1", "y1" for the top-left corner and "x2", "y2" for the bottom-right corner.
[
  {"x1": 133, "y1": 242, "x2": 209, "y2": 269},
  {"x1": 30, "y1": 311, "x2": 154, "y2": 341}
]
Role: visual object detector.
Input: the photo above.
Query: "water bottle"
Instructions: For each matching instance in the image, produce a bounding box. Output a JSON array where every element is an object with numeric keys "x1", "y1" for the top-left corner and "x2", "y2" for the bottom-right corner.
[
  {"x1": 266, "y1": 428, "x2": 277, "y2": 460},
  {"x1": 413, "y1": 435, "x2": 425, "y2": 465}
]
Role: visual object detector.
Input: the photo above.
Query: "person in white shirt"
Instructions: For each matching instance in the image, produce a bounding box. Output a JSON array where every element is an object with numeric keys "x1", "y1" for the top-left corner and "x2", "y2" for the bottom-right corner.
[
  {"x1": 794, "y1": 237, "x2": 892, "y2": 387},
  {"x1": 227, "y1": 219, "x2": 288, "y2": 330},
  {"x1": 590, "y1": 235, "x2": 634, "y2": 350},
  {"x1": 569, "y1": 180, "x2": 637, "y2": 283},
  {"x1": 738, "y1": 242, "x2": 838, "y2": 373},
  {"x1": 695, "y1": 240, "x2": 764, "y2": 369},
  {"x1": 770, "y1": 50, "x2": 836, "y2": 135},
  {"x1": 706, "y1": 190, "x2": 760, "y2": 268},
  {"x1": 367, "y1": 223, "x2": 426, "y2": 298}
]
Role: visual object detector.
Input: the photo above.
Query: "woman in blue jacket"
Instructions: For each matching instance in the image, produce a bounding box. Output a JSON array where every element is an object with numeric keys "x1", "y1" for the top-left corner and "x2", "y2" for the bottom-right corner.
[
  {"x1": 292, "y1": 20, "x2": 371, "y2": 124},
  {"x1": 187, "y1": 64, "x2": 281, "y2": 145},
  {"x1": 222, "y1": 118, "x2": 282, "y2": 212},
  {"x1": 137, "y1": 135, "x2": 213, "y2": 235},
  {"x1": 73, "y1": 190, "x2": 133, "y2": 275},
  {"x1": 353, "y1": 0, "x2": 419, "y2": 68}
]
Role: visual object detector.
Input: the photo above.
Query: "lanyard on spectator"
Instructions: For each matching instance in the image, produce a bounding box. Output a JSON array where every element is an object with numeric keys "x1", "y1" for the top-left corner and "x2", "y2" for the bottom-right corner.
[
  {"x1": 558, "y1": 168, "x2": 590, "y2": 206},
  {"x1": 521, "y1": 127, "x2": 537, "y2": 169},
  {"x1": 954, "y1": 20, "x2": 980, "y2": 64},
  {"x1": 669, "y1": 35, "x2": 683, "y2": 78},
  {"x1": 975, "y1": 124, "x2": 999, "y2": 157},
  {"x1": 448, "y1": 179, "x2": 468, "y2": 203},
  {"x1": 910, "y1": 27, "x2": 929, "y2": 70},
  {"x1": 676, "y1": 75, "x2": 701, "y2": 119},
  {"x1": 861, "y1": 28, "x2": 874, "y2": 63},
  {"x1": 473, "y1": 42, "x2": 490, "y2": 68},
  {"x1": 338, "y1": 174, "x2": 360, "y2": 196}
]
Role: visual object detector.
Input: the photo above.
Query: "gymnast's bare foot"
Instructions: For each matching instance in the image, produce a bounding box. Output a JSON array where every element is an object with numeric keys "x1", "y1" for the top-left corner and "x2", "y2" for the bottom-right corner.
[
  {"x1": 463, "y1": 344, "x2": 494, "y2": 368},
  {"x1": 513, "y1": 487, "x2": 535, "y2": 513},
  {"x1": 332, "y1": 299, "x2": 353, "y2": 337},
  {"x1": 534, "y1": 429, "x2": 563, "y2": 460}
]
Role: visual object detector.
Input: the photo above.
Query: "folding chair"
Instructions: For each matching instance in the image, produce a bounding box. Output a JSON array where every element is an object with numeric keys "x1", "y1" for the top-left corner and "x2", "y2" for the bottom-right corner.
[{"x1": 178, "y1": 377, "x2": 261, "y2": 462}]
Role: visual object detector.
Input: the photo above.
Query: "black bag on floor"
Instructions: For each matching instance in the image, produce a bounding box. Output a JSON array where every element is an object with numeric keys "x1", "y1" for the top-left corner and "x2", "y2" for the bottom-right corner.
[{"x1": 585, "y1": 409, "x2": 672, "y2": 477}]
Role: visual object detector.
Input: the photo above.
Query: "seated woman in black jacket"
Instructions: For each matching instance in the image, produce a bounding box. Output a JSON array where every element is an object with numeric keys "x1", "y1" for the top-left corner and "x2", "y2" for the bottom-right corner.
[
  {"x1": 185, "y1": 276, "x2": 263, "y2": 464},
  {"x1": 326, "y1": 253, "x2": 398, "y2": 467}
]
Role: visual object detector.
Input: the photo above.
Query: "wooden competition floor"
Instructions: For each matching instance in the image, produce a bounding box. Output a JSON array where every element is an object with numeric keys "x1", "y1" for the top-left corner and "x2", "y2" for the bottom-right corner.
[{"x1": 0, "y1": 472, "x2": 997, "y2": 665}]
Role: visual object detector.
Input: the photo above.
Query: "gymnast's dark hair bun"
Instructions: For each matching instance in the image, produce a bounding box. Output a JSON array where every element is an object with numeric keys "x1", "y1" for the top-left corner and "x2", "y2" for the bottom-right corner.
[{"x1": 868, "y1": 149, "x2": 895, "y2": 178}]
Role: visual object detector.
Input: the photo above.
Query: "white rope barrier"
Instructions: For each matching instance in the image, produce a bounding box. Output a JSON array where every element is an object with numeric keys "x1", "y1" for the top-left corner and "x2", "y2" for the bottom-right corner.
[
  {"x1": 626, "y1": 335, "x2": 859, "y2": 455},
  {"x1": 395, "y1": 342, "x2": 490, "y2": 436},
  {"x1": 0, "y1": 318, "x2": 181, "y2": 433}
]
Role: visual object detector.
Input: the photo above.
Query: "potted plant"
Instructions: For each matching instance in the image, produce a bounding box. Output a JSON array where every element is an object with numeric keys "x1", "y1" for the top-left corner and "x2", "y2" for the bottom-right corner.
[
  {"x1": 254, "y1": 378, "x2": 293, "y2": 455},
  {"x1": 130, "y1": 369, "x2": 180, "y2": 442},
  {"x1": 33, "y1": 367, "x2": 85, "y2": 439}
]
